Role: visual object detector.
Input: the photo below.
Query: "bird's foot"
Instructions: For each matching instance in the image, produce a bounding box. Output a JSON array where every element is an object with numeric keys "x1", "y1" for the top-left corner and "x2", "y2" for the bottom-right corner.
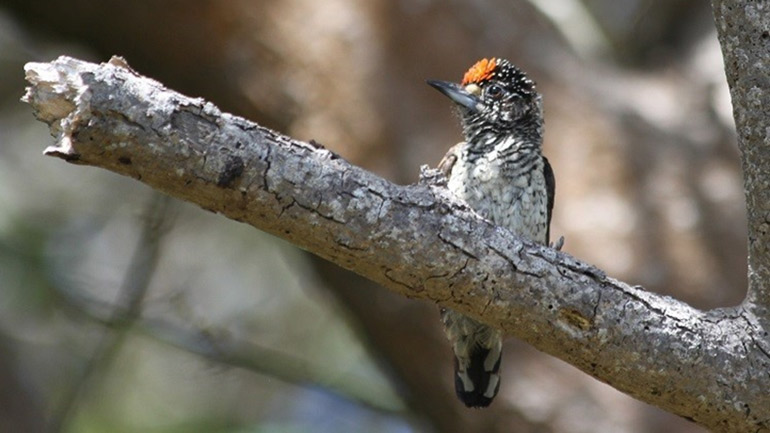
[{"x1": 550, "y1": 236, "x2": 565, "y2": 251}]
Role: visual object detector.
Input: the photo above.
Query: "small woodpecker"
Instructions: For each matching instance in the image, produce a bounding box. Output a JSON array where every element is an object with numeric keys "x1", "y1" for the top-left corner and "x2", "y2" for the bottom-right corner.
[{"x1": 428, "y1": 58, "x2": 554, "y2": 408}]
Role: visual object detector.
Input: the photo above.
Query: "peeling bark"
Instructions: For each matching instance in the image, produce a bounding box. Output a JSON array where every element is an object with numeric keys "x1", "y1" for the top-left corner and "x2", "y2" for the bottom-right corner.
[{"x1": 22, "y1": 45, "x2": 770, "y2": 433}]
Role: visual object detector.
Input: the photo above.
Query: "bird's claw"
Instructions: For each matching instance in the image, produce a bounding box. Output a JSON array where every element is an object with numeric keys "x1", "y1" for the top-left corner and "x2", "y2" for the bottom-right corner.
[{"x1": 550, "y1": 236, "x2": 565, "y2": 251}]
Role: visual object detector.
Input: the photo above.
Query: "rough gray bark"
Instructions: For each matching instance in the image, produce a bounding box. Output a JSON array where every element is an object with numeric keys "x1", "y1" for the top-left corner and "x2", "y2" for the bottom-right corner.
[
  {"x1": 21, "y1": 9, "x2": 770, "y2": 428},
  {"x1": 712, "y1": 0, "x2": 770, "y2": 328}
]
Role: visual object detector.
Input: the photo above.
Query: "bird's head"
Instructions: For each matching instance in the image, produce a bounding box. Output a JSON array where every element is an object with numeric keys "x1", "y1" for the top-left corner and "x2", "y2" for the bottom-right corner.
[{"x1": 428, "y1": 58, "x2": 543, "y2": 145}]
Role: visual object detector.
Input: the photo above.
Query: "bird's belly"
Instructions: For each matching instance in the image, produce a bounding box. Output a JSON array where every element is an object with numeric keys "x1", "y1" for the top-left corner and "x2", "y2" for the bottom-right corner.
[{"x1": 447, "y1": 165, "x2": 548, "y2": 244}]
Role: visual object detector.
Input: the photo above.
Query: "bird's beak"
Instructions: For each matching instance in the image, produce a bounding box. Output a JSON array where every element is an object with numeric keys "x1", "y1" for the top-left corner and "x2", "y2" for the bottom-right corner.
[{"x1": 427, "y1": 80, "x2": 481, "y2": 113}]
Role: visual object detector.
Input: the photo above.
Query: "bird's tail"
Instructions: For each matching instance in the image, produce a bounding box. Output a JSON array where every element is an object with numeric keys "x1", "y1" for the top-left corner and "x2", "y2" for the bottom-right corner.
[{"x1": 453, "y1": 335, "x2": 502, "y2": 408}]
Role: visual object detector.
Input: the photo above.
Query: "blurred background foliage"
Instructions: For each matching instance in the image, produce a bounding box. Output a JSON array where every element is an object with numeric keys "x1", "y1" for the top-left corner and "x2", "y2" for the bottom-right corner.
[{"x1": 0, "y1": 1, "x2": 743, "y2": 432}]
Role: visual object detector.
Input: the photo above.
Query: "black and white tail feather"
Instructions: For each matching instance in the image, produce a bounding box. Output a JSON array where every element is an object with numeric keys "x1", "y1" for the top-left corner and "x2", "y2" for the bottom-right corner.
[{"x1": 440, "y1": 307, "x2": 503, "y2": 407}]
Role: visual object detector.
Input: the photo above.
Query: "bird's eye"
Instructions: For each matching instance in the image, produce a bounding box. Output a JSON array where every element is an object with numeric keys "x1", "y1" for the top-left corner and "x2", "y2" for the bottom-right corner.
[{"x1": 485, "y1": 84, "x2": 504, "y2": 99}]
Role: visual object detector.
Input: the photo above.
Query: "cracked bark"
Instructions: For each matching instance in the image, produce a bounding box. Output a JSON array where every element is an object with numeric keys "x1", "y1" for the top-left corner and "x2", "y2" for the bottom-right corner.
[{"x1": 21, "y1": 5, "x2": 770, "y2": 428}]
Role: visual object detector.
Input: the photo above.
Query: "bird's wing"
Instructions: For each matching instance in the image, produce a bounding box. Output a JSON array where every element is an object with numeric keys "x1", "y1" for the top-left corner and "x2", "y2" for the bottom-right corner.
[
  {"x1": 543, "y1": 156, "x2": 555, "y2": 244},
  {"x1": 437, "y1": 142, "x2": 465, "y2": 178}
]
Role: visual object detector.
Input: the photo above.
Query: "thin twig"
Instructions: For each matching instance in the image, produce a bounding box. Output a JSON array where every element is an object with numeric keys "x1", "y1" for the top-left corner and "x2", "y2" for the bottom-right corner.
[
  {"x1": 48, "y1": 194, "x2": 172, "y2": 433},
  {"x1": 54, "y1": 268, "x2": 408, "y2": 419}
]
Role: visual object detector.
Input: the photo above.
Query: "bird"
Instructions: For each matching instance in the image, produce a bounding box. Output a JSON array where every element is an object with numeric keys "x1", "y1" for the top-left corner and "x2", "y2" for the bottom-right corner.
[{"x1": 427, "y1": 58, "x2": 555, "y2": 408}]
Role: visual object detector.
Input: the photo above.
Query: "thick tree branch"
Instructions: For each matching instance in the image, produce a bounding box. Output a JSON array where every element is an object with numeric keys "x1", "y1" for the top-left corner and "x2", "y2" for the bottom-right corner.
[
  {"x1": 23, "y1": 56, "x2": 769, "y2": 432},
  {"x1": 712, "y1": 0, "x2": 770, "y2": 325}
]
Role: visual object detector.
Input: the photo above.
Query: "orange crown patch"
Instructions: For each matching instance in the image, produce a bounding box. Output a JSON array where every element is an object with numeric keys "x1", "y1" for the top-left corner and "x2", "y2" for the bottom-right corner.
[{"x1": 461, "y1": 58, "x2": 497, "y2": 85}]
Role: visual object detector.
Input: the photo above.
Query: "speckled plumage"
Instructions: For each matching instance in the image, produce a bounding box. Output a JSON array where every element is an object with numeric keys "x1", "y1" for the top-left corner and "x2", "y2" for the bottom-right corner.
[{"x1": 429, "y1": 58, "x2": 554, "y2": 408}]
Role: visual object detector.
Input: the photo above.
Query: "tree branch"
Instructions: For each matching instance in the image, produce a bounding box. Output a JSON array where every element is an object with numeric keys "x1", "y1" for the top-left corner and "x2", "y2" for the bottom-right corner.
[
  {"x1": 48, "y1": 194, "x2": 170, "y2": 432},
  {"x1": 54, "y1": 274, "x2": 406, "y2": 418},
  {"x1": 23, "y1": 55, "x2": 769, "y2": 431},
  {"x1": 712, "y1": 0, "x2": 770, "y2": 324}
]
